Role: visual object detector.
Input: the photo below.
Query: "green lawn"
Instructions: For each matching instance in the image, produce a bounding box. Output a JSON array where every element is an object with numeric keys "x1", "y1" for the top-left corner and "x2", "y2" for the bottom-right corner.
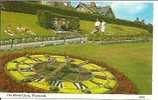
[
  {"x1": 80, "y1": 20, "x2": 151, "y2": 35},
  {"x1": 0, "y1": 11, "x2": 55, "y2": 40},
  {"x1": 0, "y1": 42, "x2": 152, "y2": 94}
]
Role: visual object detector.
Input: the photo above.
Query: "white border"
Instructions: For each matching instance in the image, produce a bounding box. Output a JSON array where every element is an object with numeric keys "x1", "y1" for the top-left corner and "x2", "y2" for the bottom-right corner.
[
  {"x1": 0, "y1": 93, "x2": 152, "y2": 99},
  {"x1": 153, "y1": 1, "x2": 158, "y2": 100}
]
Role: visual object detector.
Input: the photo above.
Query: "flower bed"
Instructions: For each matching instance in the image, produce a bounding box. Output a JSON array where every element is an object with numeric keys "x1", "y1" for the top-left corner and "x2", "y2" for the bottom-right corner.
[{"x1": 0, "y1": 52, "x2": 137, "y2": 94}]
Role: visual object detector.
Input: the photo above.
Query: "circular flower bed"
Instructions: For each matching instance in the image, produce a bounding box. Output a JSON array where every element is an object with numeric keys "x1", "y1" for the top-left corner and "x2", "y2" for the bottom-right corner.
[
  {"x1": 5, "y1": 54, "x2": 118, "y2": 94},
  {"x1": 0, "y1": 51, "x2": 137, "y2": 94}
]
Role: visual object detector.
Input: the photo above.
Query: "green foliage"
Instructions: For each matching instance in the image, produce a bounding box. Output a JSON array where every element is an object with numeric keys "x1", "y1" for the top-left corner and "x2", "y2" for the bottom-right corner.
[
  {"x1": 2, "y1": 1, "x2": 152, "y2": 33},
  {"x1": 37, "y1": 10, "x2": 80, "y2": 31},
  {"x1": 68, "y1": 18, "x2": 80, "y2": 31},
  {"x1": 37, "y1": 10, "x2": 52, "y2": 29}
]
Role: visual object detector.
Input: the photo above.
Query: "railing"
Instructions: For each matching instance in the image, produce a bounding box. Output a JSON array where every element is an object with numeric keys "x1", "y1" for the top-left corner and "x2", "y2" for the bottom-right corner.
[
  {"x1": 0, "y1": 36, "x2": 87, "y2": 50},
  {"x1": 0, "y1": 35, "x2": 151, "y2": 51}
]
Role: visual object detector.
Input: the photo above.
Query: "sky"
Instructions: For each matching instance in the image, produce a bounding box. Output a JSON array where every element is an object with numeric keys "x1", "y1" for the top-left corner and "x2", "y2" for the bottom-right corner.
[{"x1": 71, "y1": 1, "x2": 153, "y2": 24}]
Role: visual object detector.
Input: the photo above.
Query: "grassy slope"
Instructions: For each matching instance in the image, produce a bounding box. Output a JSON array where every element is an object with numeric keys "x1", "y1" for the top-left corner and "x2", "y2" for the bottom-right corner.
[
  {"x1": 80, "y1": 20, "x2": 151, "y2": 35},
  {"x1": 0, "y1": 11, "x2": 54, "y2": 40},
  {"x1": 1, "y1": 11, "x2": 150, "y2": 40},
  {"x1": 0, "y1": 42, "x2": 152, "y2": 94}
]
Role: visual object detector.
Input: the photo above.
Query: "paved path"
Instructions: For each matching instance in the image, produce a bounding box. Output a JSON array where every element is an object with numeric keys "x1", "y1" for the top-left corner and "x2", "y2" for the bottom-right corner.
[
  {"x1": 0, "y1": 37, "x2": 87, "y2": 50},
  {"x1": 0, "y1": 37, "x2": 148, "y2": 50}
]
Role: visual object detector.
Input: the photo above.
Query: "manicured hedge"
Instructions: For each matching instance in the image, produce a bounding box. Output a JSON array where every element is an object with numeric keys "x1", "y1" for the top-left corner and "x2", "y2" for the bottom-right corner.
[
  {"x1": 2, "y1": 1, "x2": 152, "y2": 33},
  {"x1": 37, "y1": 10, "x2": 80, "y2": 30},
  {"x1": 37, "y1": 10, "x2": 52, "y2": 29}
]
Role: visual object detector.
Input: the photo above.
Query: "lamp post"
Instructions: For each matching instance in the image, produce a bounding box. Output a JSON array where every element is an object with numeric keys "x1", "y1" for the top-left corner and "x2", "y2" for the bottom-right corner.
[
  {"x1": 10, "y1": 36, "x2": 14, "y2": 49},
  {"x1": 7, "y1": 30, "x2": 15, "y2": 49},
  {"x1": 7, "y1": 25, "x2": 15, "y2": 49}
]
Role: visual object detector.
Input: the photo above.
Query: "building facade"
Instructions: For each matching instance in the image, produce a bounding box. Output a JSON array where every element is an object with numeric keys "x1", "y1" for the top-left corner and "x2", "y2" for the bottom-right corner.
[{"x1": 76, "y1": 2, "x2": 115, "y2": 19}]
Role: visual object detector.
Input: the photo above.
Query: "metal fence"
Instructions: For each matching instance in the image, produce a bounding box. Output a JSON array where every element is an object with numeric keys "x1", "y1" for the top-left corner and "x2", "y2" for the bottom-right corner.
[
  {"x1": 0, "y1": 35, "x2": 150, "y2": 51},
  {"x1": 0, "y1": 36, "x2": 87, "y2": 50}
]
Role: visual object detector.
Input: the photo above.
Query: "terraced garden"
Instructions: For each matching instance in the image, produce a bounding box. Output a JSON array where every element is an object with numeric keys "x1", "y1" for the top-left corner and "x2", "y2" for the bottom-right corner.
[{"x1": 1, "y1": 11, "x2": 151, "y2": 40}]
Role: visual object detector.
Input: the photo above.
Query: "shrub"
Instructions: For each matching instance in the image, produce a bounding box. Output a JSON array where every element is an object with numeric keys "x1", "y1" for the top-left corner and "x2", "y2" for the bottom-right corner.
[
  {"x1": 37, "y1": 10, "x2": 52, "y2": 29},
  {"x1": 37, "y1": 10, "x2": 80, "y2": 31}
]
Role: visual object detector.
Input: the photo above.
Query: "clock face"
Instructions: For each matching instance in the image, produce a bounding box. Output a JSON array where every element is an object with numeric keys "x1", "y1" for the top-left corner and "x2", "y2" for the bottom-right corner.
[{"x1": 5, "y1": 54, "x2": 118, "y2": 94}]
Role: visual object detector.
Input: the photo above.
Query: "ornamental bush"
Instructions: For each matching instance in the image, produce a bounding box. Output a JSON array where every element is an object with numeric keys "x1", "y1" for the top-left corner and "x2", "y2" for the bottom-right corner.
[
  {"x1": 37, "y1": 10, "x2": 52, "y2": 29},
  {"x1": 37, "y1": 10, "x2": 80, "y2": 31}
]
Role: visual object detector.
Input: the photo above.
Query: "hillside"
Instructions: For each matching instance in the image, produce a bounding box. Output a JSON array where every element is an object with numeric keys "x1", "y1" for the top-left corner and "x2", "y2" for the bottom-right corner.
[
  {"x1": 1, "y1": 11, "x2": 151, "y2": 40},
  {"x1": 0, "y1": 11, "x2": 55, "y2": 40},
  {"x1": 80, "y1": 20, "x2": 151, "y2": 35}
]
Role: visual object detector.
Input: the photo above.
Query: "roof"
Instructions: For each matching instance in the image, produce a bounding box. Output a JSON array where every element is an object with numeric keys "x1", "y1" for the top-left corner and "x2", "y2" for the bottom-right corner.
[
  {"x1": 76, "y1": 3, "x2": 115, "y2": 18},
  {"x1": 76, "y1": 2, "x2": 87, "y2": 8},
  {"x1": 76, "y1": 2, "x2": 97, "y2": 13}
]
